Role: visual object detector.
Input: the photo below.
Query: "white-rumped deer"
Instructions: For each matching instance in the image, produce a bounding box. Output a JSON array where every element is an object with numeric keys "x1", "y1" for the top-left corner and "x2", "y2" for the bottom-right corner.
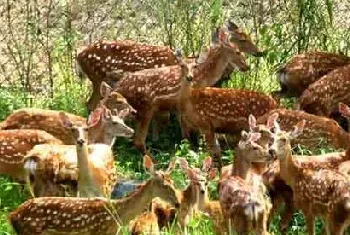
[
  {"x1": 218, "y1": 123, "x2": 273, "y2": 235},
  {"x1": 269, "y1": 119, "x2": 350, "y2": 235},
  {"x1": 23, "y1": 106, "x2": 134, "y2": 198},
  {"x1": 101, "y1": 26, "x2": 250, "y2": 158},
  {"x1": 297, "y1": 63, "x2": 350, "y2": 119},
  {"x1": 0, "y1": 107, "x2": 133, "y2": 145},
  {"x1": 273, "y1": 51, "x2": 350, "y2": 99},
  {"x1": 0, "y1": 129, "x2": 62, "y2": 183},
  {"x1": 9, "y1": 155, "x2": 180, "y2": 235}
]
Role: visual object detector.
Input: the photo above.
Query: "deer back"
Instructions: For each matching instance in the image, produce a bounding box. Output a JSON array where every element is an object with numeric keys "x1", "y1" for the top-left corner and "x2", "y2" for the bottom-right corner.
[
  {"x1": 77, "y1": 40, "x2": 179, "y2": 83},
  {"x1": 277, "y1": 51, "x2": 350, "y2": 97}
]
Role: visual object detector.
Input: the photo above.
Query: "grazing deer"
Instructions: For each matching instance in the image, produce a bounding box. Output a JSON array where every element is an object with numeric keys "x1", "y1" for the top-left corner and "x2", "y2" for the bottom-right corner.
[
  {"x1": 273, "y1": 51, "x2": 350, "y2": 99},
  {"x1": 101, "y1": 26, "x2": 249, "y2": 157},
  {"x1": 8, "y1": 155, "x2": 180, "y2": 235},
  {"x1": 218, "y1": 124, "x2": 273, "y2": 235},
  {"x1": 257, "y1": 108, "x2": 350, "y2": 150},
  {"x1": 0, "y1": 129, "x2": 62, "y2": 183},
  {"x1": 0, "y1": 107, "x2": 133, "y2": 145},
  {"x1": 270, "y1": 119, "x2": 350, "y2": 235},
  {"x1": 297, "y1": 63, "x2": 350, "y2": 119},
  {"x1": 179, "y1": 59, "x2": 277, "y2": 168}
]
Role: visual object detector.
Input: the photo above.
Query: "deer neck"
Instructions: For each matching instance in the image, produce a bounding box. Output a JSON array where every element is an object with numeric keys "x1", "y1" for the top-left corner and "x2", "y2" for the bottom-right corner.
[
  {"x1": 192, "y1": 47, "x2": 230, "y2": 87},
  {"x1": 232, "y1": 149, "x2": 253, "y2": 181},
  {"x1": 76, "y1": 142, "x2": 101, "y2": 197},
  {"x1": 181, "y1": 182, "x2": 199, "y2": 210},
  {"x1": 88, "y1": 126, "x2": 106, "y2": 144},
  {"x1": 111, "y1": 180, "x2": 154, "y2": 224},
  {"x1": 278, "y1": 142, "x2": 299, "y2": 188}
]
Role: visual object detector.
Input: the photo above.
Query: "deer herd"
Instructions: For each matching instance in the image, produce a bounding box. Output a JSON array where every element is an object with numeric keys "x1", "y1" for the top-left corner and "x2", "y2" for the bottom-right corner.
[{"x1": 2, "y1": 21, "x2": 350, "y2": 234}]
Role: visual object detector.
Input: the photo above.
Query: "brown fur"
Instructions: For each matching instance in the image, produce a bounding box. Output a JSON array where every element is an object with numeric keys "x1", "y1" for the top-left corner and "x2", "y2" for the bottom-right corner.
[
  {"x1": 297, "y1": 63, "x2": 350, "y2": 117},
  {"x1": 273, "y1": 51, "x2": 350, "y2": 99},
  {"x1": 0, "y1": 129, "x2": 62, "y2": 181},
  {"x1": 257, "y1": 109, "x2": 350, "y2": 150},
  {"x1": 9, "y1": 156, "x2": 180, "y2": 235}
]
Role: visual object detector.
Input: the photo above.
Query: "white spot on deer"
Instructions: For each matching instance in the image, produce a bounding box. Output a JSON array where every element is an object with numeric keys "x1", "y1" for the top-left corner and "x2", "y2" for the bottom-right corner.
[{"x1": 88, "y1": 54, "x2": 93, "y2": 59}]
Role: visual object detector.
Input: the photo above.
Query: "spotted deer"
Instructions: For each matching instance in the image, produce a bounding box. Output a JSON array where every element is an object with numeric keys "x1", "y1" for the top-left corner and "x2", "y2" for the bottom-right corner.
[
  {"x1": 0, "y1": 107, "x2": 133, "y2": 145},
  {"x1": 179, "y1": 59, "x2": 277, "y2": 168},
  {"x1": 269, "y1": 119, "x2": 350, "y2": 235},
  {"x1": 257, "y1": 108, "x2": 350, "y2": 150},
  {"x1": 23, "y1": 106, "x2": 134, "y2": 197},
  {"x1": 100, "y1": 26, "x2": 249, "y2": 157},
  {"x1": 0, "y1": 129, "x2": 62, "y2": 183},
  {"x1": 218, "y1": 125, "x2": 273, "y2": 235},
  {"x1": 8, "y1": 155, "x2": 180, "y2": 235},
  {"x1": 297, "y1": 63, "x2": 350, "y2": 119},
  {"x1": 273, "y1": 51, "x2": 350, "y2": 99}
]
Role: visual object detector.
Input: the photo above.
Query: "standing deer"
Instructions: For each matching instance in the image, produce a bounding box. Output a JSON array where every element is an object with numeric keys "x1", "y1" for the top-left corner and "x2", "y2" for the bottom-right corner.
[
  {"x1": 297, "y1": 63, "x2": 350, "y2": 119},
  {"x1": 269, "y1": 119, "x2": 350, "y2": 235},
  {"x1": 8, "y1": 155, "x2": 180, "y2": 235},
  {"x1": 218, "y1": 124, "x2": 273, "y2": 235},
  {"x1": 100, "y1": 26, "x2": 250, "y2": 158},
  {"x1": 0, "y1": 129, "x2": 62, "y2": 183},
  {"x1": 23, "y1": 106, "x2": 134, "y2": 197},
  {"x1": 273, "y1": 51, "x2": 350, "y2": 99},
  {"x1": 179, "y1": 58, "x2": 277, "y2": 168}
]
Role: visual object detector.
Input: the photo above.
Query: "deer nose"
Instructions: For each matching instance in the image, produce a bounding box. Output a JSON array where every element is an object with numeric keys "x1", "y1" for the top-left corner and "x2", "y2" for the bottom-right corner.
[
  {"x1": 201, "y1": 189, "x2": 205, "y2": 194},
  {"x1": 77, "y1": 138, "x2": 85, "y2": 145},
  {"x1": 175, "y1": 202, "x2": 180, "y2": 209},
  {"x1": 186, "y1": 75, "x2": 193, "y2": 82},
  {"x1": 269, "y1": 149, "x2": 276, "y2": 157}
]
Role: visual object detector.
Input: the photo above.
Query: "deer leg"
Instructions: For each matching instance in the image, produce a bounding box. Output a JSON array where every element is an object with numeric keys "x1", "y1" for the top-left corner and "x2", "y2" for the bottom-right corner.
[
  {"x1": 280, "y1": 190, "x2": 295, "y2": 233},
  {"x1": 204, "y1": 130, "x2": 222, "y2": 170},
  {"x1": 86, "y1": 82, "x2": 101, "y2": 113},
  {"x1": 304, "y1": 212, "x2": 315, "y2": 235},
  {"x1": 134, "y1": 110, "x2": 153, "y2": 156},
  {"x1": 152, "y1": 111, "x2": 170, "y2": 141}
]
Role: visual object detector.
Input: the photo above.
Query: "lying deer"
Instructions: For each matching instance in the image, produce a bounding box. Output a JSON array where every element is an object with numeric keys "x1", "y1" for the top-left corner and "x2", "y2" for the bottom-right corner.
[
  {"x1": 23, "y1": 106, "x2": 134, "y2": 197},
  {"x1": 273, "y1": 51, "x2": 350, "y2": 99},
  {"x1": 0, "y1": 129, "x2": 62, "y2": 183},
  {"x1": 101, "y1": 25, "x2": 249, "y2": 157},
  {"x1": 269, "y1": 118, "x2": 350, "y2": 234},
  {"x1": 218, "y1": 123, "x2": 273, "y2": 235},
  {"x1": 0, "y1": 107, "x2": 133, "y2": 145},
  {"x1": 297, "y1": 63, "x2": 350, "y2": 119},
  {"x1": 9, "y1": 155, "x2": 180, "y2": 235}
]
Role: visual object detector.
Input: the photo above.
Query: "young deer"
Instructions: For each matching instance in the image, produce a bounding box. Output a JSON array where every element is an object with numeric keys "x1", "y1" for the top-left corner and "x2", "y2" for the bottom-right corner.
[
  {"x1": 218, "y1": 120, "x2": 274, "y2": 235},
  {"x1": 0, "y1": 129, "x2": 62, "y2": 183},
  {"x1": 273, "y1": 51, "x2": 350, "y2": 99},
  {"x1": 0, "y1": 107, "x2": 133, "y2": 145},
  {"x1": 9, "y1": 155, "x2": 180, "y2": 235},
  {"x1": 101, "y1": 26, "x2": 249, "y2": 157},
  {"x1": 270, "y1": 119, "x2": 350, "y2": 235},
  {"x1": 257, "y1": 108, "x2": 350, "y2": 150},
  {"x1": 297, "y1": 63, "x2": 350, "y2": 118}
]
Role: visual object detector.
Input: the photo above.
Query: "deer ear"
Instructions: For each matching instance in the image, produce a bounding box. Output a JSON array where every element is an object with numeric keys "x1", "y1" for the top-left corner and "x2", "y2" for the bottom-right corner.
[
  {"x1": 179, "y1": 157, "x2": 189, "y2": 171},
  {"x1": 202, "y1": 156, "x2": 212, "y2": 172},
  {"x1": 87, "y1": 108, "x2": 104, "y2": 128},
  {"x1": 339, "y1": 102, "x2": 350, "y2": 118},
  {"x1": 143, "y1": 155, "x2": 154, "y2": 174},
  {"x1": 59, "y1": 112, "x2": 73, "y2": 128},
  {"x1": 100, "y1": 81, "x2": 112, "y2": 98},
  {"x1": 248, "y1": 114, "x2": 257, "y2": 131},
  {"x1": 291, "y1": 120, "x2": 305, "y2": 138},
  {"x1": 174, "y1": 48, "x2": 182, "y2": 62},
  {"x1": 118, "y1": 108, "x2": 130, "y2": 119},
  {"x1": 166, "y1": 158, "x2": 177, "y2": 173},
  {"x1": 267, "y1": 113, "x2": 279, "y2": 130},
  {"x1": 241, "y1": 130, "x2": 249, "y2": 140},
  {"x1": 187, "y1": 168, "x2": 198, "y2": 180},
  {"x1": 207, "y1": 168, "x2": 217, "y2": 180},
  {"x1": 227, "y1": 20, "x2": 239, "y2": 31}
]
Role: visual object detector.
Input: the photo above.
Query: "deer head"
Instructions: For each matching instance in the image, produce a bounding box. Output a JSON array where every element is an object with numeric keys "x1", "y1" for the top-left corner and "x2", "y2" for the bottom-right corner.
[{"x1": 226, "y1": 21, "x2": 265, "y2": 57}]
